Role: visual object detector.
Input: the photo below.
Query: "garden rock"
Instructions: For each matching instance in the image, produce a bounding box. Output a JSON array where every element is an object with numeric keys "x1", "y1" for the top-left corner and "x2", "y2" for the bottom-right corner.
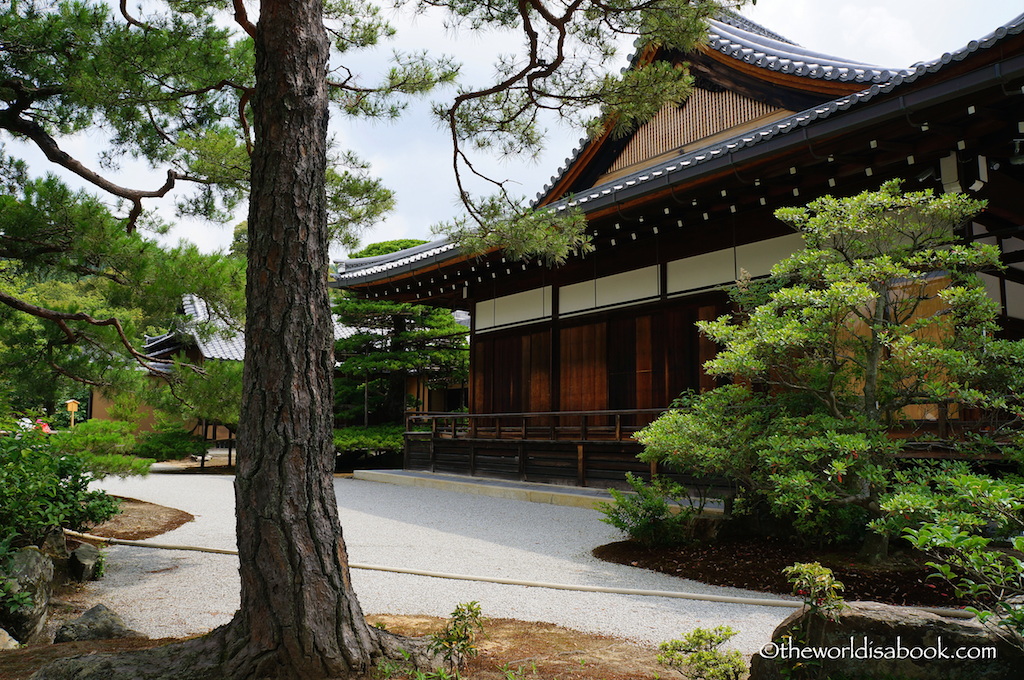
[
  {"x1": 0, "y1": 627, "x2": 18, "y2": 649},
  {"x1": 40, "y1": 530, "x2": 70, "y2": 561},
  {"x1": 0, "y1": 547, "x2": 53, "y2": 643},
  {"x1": 68, "y1": 543, "x2": 100, "y2": 582},
  {"x1": 54, "y1": 604, "x2": 145, "y2": 643},
  {"x1": 749, "y1": 601, "x2": 1023, "y2": 680}
]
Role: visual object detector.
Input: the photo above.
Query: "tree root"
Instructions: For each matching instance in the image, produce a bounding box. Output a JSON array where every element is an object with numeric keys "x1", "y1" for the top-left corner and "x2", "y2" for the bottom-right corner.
[{"x1": 30, "y1": 619, "x2": 440, "y2": 680}]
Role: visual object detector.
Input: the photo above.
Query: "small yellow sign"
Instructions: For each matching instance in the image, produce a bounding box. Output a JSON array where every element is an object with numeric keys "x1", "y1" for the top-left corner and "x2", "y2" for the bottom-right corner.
[{"x1": 66, "y1": 399, "x2": 79, "y2": 413}]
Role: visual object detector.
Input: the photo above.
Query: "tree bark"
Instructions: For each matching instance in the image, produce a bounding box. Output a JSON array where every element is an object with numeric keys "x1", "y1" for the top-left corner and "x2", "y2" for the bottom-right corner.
[{"x1": 226, "y1": 0, "x2": 374, "y2": 674}]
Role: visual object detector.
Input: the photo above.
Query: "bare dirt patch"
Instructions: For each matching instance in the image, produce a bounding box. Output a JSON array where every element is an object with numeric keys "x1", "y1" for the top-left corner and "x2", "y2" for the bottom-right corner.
[
  {"x1": 87, "y1": 497, "x2": 194, "y2": 541},
  {"x1": 594, "y1": 537, "x2": 972, "y2": 608},
  {"x1": 369, "y1": 615, "x2": 664, "y2": 680}
]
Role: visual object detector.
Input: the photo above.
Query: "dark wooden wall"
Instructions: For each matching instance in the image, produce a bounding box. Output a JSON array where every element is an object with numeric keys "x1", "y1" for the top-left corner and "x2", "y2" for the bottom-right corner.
[{"x1": 470, "y1": 293, "x2": 728, "y2": 415}]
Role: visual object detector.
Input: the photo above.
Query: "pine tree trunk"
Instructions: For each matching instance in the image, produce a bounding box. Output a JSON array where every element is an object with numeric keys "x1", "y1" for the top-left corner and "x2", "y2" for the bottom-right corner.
[{"x1": 226, "y1": 0, "x2": 376, "y2": 674}]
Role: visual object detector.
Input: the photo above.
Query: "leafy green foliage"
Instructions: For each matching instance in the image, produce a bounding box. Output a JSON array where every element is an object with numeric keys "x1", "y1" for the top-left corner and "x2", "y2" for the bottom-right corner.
[
  {"x1": 53, "y1": 419, "x2": 137, "y2": 456},
  {"x1": 0, "y1": 426, "x2": 121, "y2": 548},
  {"x1": 134, "y1": 427, "x2": 208, "y2": 461},
  {"x1": 707, "y1": 181, "x2": 994, "y2": 421},
  {"x1": 877, "y1": 470, "x2": 1024, "y2": 649},
  {"x1": 596, "y1": 473, "x2": 698, "y2": 548},
  {"x1": 784, "y1": 562, "x2": 847, "y2": 622},
  {"x1": 638, "y1": 182, "x2": 1017, "y2": 551},
  {"x1": 0, "y1": 164, "x2": 246, "y2": 401},
  {"x1": 333, "y1": 424, "x2": 404, "y2": 454},
  {"x1": 145, "y1": 358, "x2": 244, "y2": 431},
  {"x1": 335, "y1": 241, "x2": 468, "y2": 424},
  {"x1": 427, "y1": 601, "x2": 486, "y2": 671},
  {"x1": 657, "y1": 626, "x2": 746, "y2": 680},
  {"x1": 49, "y1": 418, "x2": 153, "y2": 477},
  {"x1": 778, "y1": 562, "x2": 847, "y2": 678},
  {"x1": 638, "y1": 388, "x2": 877, "y2": 542}
]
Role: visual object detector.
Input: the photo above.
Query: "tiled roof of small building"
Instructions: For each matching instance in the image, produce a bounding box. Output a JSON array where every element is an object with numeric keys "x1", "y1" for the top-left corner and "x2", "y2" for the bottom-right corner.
[
  {"x1": 181, "y1": 294, "x2": 246, "y2": 361},
  {"x1": 146, "y1": 294, "x2": 353, "y2": 362}
]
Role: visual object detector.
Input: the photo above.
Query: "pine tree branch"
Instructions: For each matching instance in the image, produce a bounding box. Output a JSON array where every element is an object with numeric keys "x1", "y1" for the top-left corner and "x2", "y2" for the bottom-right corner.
[{"x1": 0, "y1": 109, "x2": 179, "y2": 232}]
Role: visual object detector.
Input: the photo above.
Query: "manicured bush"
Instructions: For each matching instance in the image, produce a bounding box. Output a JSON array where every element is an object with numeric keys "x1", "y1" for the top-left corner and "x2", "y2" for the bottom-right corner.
[
  {"x1": 597, "y1": 473, "x2": 698, "y2": 548},
  {"x1": 0, "y1": 428, "x2": 121, "y2": 549},
  {"x1": 53, "y1": 419, "x2": 137, "y2": 457},
  {"x1": 657, "y1": 626, "x2": 746, "y2": 680},
  {"x1": 332, "y1": 424, "x2": 404, "y2": 454},
  {"x1": 134, "y1": 427, "x2": 208, "y2": 461}
]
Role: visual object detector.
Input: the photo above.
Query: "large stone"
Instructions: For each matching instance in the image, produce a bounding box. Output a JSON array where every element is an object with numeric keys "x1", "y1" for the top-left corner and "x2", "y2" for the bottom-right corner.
[
  {"x1": 54, "y1": 604, "x2": 146, "y2": 643},
  {"x1": 68, "y1": 543, "x2": 100, "y2": 582},
  {"x1": 0, "y1": 627, "x2": 18, "y2": 650},
  {"x1": 749, "y1": 601, "x2": 1023, "y2": 680},
  {"x1": 0, "y1": 547, "x2": 53, "y2": 643},
  {"x1": 40, "y1": 531, "x2": 70, "y2": 561}
]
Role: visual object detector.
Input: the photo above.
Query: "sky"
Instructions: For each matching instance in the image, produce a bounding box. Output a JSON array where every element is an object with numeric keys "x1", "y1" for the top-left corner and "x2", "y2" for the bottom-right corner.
[{"x1": 9, "y1": 1, "x2": 1024, "y2": 258}]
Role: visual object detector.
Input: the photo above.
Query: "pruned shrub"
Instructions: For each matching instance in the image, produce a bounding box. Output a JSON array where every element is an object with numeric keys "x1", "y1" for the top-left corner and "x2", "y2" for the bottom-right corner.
[
  {"x1": 597, "y1": 473, "x2": 697, "y2": 548},
  {"x1": 135, "y1": 427, "x2": 208, "y2": 461},
  {"x1": 333, "y1": 424, "x2": 404, "y2": 454},
  {"x1": 0, "y1": 428, "x2": 121, "y2": 548}
]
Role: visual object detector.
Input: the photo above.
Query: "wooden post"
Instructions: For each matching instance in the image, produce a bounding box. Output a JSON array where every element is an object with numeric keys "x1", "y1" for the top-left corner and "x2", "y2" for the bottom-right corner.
[
  {"x1": 65, "y1": 399, "x2": 79, "y2": 428},
  {"x1": 518, "y1": 441, "x2": 526, "y2": 481},
  {"x1": 577, "y1": 443, "x2": 586, "y2": 487}
]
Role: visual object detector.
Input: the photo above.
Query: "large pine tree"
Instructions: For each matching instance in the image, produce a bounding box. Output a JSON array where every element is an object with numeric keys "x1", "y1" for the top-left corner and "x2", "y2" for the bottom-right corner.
[{"x1": 4, "y1": 1, "x2": 737, "y2": 676}]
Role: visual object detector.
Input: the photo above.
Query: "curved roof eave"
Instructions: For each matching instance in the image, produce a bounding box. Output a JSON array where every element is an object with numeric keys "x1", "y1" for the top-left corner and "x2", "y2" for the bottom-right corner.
[
  {"x1": 331, "y1": 239, "x2": 460, "y2": 287},
  {"x1": 544, "y1": 12, "x2": 1023, "y2": 218}
]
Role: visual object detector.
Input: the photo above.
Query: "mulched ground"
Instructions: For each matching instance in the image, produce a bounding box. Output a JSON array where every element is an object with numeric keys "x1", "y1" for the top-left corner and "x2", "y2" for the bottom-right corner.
[{"x1": 594, "y1": 537, "x2": 973, "y2": 608}]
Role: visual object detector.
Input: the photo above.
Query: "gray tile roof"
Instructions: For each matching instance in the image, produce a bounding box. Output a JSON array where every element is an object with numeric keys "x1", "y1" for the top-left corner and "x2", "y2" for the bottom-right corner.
[
  {"x1": 707, "y1": 18, "x2": 907, "y2": 83},
  {"x1": 545, "y1": 11, "x2": 1024, "y2": 216},
  {"x1": 332, "y1": 240, "x2": 459, "y2": 283},
  {"x1": 181, "y1": 294, "x2": 246, "y2": 361},
  {"x1": 329, "y1": 11, "x2": 1024, "y2": 288},
  {"x1": 147, "y1": 295, "x2": 353, "y2": 362}
]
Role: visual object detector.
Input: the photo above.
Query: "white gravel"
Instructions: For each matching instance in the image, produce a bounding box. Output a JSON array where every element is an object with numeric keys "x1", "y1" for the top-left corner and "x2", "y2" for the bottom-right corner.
[{"x1": 90, "y1": 473, "x2": 792, "y2": 654}]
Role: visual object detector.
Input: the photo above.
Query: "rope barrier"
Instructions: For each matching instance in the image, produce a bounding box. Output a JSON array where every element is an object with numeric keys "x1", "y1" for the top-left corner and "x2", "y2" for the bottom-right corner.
[{"x1": 64, "y1": 529, "x2": 976, "y2": 619}]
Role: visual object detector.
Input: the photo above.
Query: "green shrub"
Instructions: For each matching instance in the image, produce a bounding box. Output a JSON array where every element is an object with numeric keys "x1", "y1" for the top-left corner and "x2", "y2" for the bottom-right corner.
[
  {"x1": 53, "y1": 419, "x2": 137, "y2": 457},
  {"x1": 657, "y1": 626, "x2": 746, "y2": 680},
  {"x1": 878, "y1": 470, "x2": 1024, "y2": 650},
  {"x1": 135, "y1": 427, "x2": 208, "y2": 461},
  {"x1": 51, "y1": 419, "x2": 152, "y2": 477},
  {"x1": 0, "y1": 429, "x2": 121, "y2": 548},
  {"x1": 333, "y1": 424, "x2": 404, "y2": 454},
  {"x1": 427, "y1": 601, "x2": 486, "y2": 671},
  {"x1": 784, "y1": 562, "x2": 846, "y2": 622},
  {"x1": 597, "y1": 473, "x2": 698, "y2": 548}
]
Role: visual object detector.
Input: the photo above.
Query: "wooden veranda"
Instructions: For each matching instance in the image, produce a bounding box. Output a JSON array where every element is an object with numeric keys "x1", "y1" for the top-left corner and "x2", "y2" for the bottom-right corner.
[{"x1": 405, "y1": 408, "x2": 665, "y2": 488}]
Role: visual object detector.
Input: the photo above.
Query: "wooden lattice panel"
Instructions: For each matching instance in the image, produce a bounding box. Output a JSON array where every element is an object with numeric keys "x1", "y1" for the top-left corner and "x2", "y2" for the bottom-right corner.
[{"x1": 607, "y1": 88, "x2": 780, "y2": 175}]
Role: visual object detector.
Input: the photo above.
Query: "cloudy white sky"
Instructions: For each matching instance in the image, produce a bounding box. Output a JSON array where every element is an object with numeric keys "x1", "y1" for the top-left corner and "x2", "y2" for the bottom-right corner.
[{"x1": 10, "y1": 1, "x2": 1024, "y2": 257}]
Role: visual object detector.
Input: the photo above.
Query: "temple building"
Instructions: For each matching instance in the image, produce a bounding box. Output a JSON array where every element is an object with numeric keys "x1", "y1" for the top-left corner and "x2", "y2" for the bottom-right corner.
[{"x1": 332, "y1": 13, "x2": 1024, "y2": 487}]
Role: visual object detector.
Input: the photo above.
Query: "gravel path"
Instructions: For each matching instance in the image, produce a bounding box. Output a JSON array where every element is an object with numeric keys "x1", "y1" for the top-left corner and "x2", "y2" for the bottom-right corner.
[{"x1": 91, "y1": 473, "x2": 792, "y2": 653}]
